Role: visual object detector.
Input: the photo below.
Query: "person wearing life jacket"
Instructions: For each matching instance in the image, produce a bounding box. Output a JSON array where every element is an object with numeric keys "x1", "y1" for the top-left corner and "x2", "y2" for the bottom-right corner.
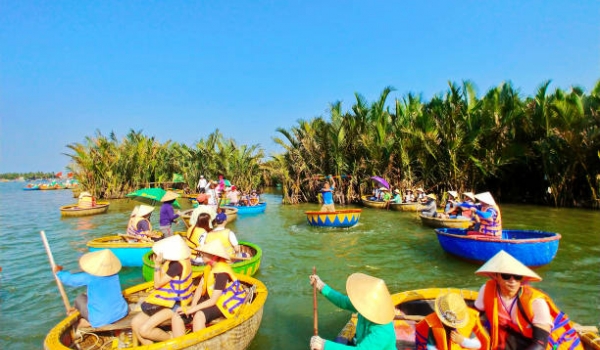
[
  {"x1": 472, "y1": 192, "x2": 502, "y2": 237},
  {"x1": 416, "y1": 292, "x2": 489, "y2": 350},
  {"x1": 126, "y1": 205, "x2": 159, "y2": 241},
  {"x1": 457, "y1": 192, "x2": 477, "y2": 220},
  {"x1": 132, "y1": 235, "x2": 194, "y2": 345},
  {"x1": 474, "y1": 250, "x2": 584, "y2": 350},
  {"x1": 249, "y1": 189, "x2": 260, "y2": 206},
  {"x1": 308, "y1": 272, "x2": 396, "y2": 350},
  {"x1": 175, "y1": 240, "x2": 248, "y2": 334},
  {"x1": 185, "y1": 212, "x2": 212, "y2": 265},
  {"x1": 442, "y1": 191, "x2": 461, "y2": 219},
  {"x1": 199, "y1": 211, "x2": 242, "y2": 259}
]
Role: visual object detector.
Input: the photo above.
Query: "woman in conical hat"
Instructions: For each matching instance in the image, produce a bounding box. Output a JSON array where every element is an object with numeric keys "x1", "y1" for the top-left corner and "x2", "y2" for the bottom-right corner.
[
  {"x1": 159, "y1": 190, "x2": 181, "y2": 238},
  {"x1": 471, "y1": 191, "x2": 503, "y2": 237},
  {"x1": 473, "y1": 250, "x2": 583, "y2": 350},
  {"x1": 416, "y1": 292, "x2": 490, "y2": 349},
  {"x1": 308, "y1": 272, "x2": 396, "y2": 350},
  {"x1": 54, "y1": 249, "x2": 128, "y2": 328}
]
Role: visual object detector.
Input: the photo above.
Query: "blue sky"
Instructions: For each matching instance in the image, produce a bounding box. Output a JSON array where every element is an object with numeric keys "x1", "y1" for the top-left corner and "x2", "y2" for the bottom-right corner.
[{"x1": 1, "y1": 1, "x2": 598, "y2": 173}]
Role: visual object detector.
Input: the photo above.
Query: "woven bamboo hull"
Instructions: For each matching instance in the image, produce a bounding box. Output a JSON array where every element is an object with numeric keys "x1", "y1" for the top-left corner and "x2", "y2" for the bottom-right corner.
[
  {"x1": 60, "y1": 202, "x2": 110, "y2": 217},
  {"x1": 336, "y1": 287, "x2": 600, "y2": 350},
  {"x1": 141, "y1": 240, "x2": 262, "y2": 281},
  {"x1": 44, "y1": 273, "x2": 268, "y2": 350},
  {"x1": 180, "y1": 207, "x2": 238, "y2": 228},
  {"x1": 419, "y1": 214, "x2": 471, "y2": 229},
  {"x1": 305, "y1": 209, "x2": 362, "y2": 228},
  {"x1": 87, "y1": 235, "x2": 154, "y2": 267},
  {"x1": 223, "y1": 202, "x2": 267, "y2": 214},
  {"x1": 389, "y1": 202, "x2": 420, "y2": 212},
  {"x1": 360, "y1": 196, "x2": 388, "y2": 209}
]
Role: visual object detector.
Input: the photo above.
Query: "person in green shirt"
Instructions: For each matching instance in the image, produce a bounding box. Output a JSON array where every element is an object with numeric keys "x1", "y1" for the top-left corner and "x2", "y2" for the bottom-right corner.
[{"x1": 309, "y1": 272, "x2": 396, "y2": 350}]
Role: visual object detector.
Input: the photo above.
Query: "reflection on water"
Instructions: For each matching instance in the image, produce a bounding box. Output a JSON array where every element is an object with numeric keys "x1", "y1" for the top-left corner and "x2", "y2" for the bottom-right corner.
[{"x1": 0, "y1": 182, "x2": 598, "y2": 349}]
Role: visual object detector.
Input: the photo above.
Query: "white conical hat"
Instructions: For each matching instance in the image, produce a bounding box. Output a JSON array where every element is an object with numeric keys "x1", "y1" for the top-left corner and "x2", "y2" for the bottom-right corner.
[
  {"x1": 130, "y1": 205, "x2": 140, "y2": 217},
  {"x1": 152, "y1": 235, "x2": 191, "y2": 261},
  {"x1": 161, "y1": 190, "x2": 180, "y2": 202},
  {"x1": 79, "y1": 249, "x2": 122, "y2": 276},
  {"x1": 346, "y1": 273, "x2": 395, "y2": 324},
  {"x1": 78, "y1": 191, "x2": 92, "y2": 199},
  {"x1": 462, "y1": 192, "x2": 475, "y2": 200},
  {"x1": 448, "y1": 191, "x2": 458, "y2": 199},
  {"x1": 195, "y1": 239, "x2": 231, "y2": 261},
  {"x1": 475, "y1": 250, "x2": 541, "y2": 282},
  {"x1": 475, "y1": 192, "x2": 497, "y2": 206},
  {"x1": 136, "y1": 204, "x2": 155, "y2": 217}
]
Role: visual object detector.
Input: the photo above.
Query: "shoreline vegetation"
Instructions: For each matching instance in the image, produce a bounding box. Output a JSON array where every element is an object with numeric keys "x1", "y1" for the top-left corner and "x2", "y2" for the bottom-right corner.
[{"x1": 3, "y1": 80, "x2": 599, "y2": 209}]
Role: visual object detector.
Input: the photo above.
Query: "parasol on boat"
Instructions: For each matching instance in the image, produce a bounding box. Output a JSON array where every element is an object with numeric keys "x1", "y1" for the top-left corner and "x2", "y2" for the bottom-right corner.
[
  {"x1": 126, "y1": 188, "x2": 181, "y2": 209},
  {"x1": 370, "y1": 176, "x2": 390, "y2": 189}
]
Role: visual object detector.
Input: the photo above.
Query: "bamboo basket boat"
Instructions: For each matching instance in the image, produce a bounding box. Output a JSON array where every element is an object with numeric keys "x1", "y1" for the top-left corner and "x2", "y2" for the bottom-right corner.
[
  {"x1": 60, "y1": 202, "x2": 110, "y2": 217},
  {"x1": 141, "y1": 240, "x2": 262, "y2": 281},
  {"x1": 360, "y1": 195, "x2": 388, "y2": 209},
  {"x1": 305, "y1": 209, "x2": 362, "y2": 228},
  {"x1": 388, "y1": 202, "x2": 420, "y2": 212},
  {"x1": 180, "y1": 207, "x2": 238, "y2": 228},
  {"x1": 335, "y1": 287, "x2": 600, "y2": 349},
  {"x1": 87, "y1": 235, "x2": 157, "y2": 267},
  {"x1": 44, "y1": 273, "x2": 268, "y2": 350},
  {"x1": 419, "y1": 214, "x2": 471, "y2": 229}
]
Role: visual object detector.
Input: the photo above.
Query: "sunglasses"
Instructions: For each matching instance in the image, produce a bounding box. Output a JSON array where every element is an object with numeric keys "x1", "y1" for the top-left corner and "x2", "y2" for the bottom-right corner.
[{"x1": 500, "y1": 273, "x2": 523, "y2": 281}]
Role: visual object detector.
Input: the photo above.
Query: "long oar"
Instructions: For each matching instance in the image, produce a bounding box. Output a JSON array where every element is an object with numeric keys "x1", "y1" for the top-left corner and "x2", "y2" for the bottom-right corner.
[
  {"x1": 313, "y1": 266, "x2": 318, "y2": 336},
  {"x1": 40, "y1": 230, "x2": 72, "y2": 313}
]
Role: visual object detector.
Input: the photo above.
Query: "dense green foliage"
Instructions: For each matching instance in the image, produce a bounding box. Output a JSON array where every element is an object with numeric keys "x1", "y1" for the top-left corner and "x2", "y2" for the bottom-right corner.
[
  {"x1": 0, "y1": 172, "x2": 59, "y2": 180},
  {"x1": 273, "y1": 80, "x2": 600, "y2": 208}
]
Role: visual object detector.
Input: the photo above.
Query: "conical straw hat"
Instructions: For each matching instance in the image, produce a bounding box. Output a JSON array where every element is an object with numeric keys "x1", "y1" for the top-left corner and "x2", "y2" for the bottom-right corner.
[
  {"x1": 475, "y1": 250, "x2": 541, "y2": 282},
  {"x1": 346, "y1": 273, "x2": 395, "y2": 324},
  {"x1": 448, "y1": 191, "x2": 458, "y2": 199},
  {"x1": 426, "y1": 193, "x2": 437, "y2": 200},
  {"x1": 434, "y1": 292, "x2": 469, "y2": 328},
  {"x1": 152, "y1": 235, "x2": 191, "y2": 261},
  {"x1": 462, "y1": 192, "x2": 475, "y2": 200},
  {"x1": 79, "y1": 249, "x2": 122, "y2": 276},
  {"x1": 130, "y1": 205, "x2": 140, "y2": 217},
  {"x1": 195, "y1": 239, "x2": 231, "y2": 261},
  {"x1": 78, "y1": 191, "x2": 92, "y2": 199},
  {"x1": 475, "y1": 191, "x2": 497, "y2": 206},
  {"x1": 136, "y1": 205, "x2": 155, "y2": 217},
  {"x1": 161, "y1": 190, "x2": 180, "y2": 202}
]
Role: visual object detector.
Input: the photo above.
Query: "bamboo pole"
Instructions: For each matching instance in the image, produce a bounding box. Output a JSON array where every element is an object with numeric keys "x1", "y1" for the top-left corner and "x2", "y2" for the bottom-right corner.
[
  {"x1": 40, "y1": 231, "x2": 72, "y2": 313},
  {"x1": 313, "y1": 266, "x2": 318, "y2": 336}
]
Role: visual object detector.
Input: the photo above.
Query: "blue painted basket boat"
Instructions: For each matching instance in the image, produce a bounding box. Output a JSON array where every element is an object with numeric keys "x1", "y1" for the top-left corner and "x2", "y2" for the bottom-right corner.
[
  {"x1": 305, "y1": 209, "x2": 362, "y2": 228},
  {"x1": 434, "y1": 228, "x2": 561, "y2": 267},
  {"x1": 86, "y1": 235, "x2": 154, "y2": 267},
  {"x1": 224, "y1": 202, "x2": 267, "y2": 214}
]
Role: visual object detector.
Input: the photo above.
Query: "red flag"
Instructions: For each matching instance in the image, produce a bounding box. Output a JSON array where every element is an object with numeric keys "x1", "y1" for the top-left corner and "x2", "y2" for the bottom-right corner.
[
  {"x1": 67, "y1": 172, "x2": 73, "y2": 178},
  {"x1": 56, "y1": 172, "x2": 63, "y2": 178}
]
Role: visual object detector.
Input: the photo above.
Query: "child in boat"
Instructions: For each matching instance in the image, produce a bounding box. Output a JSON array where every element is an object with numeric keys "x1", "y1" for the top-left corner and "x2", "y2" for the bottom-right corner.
[
  {"x1": 308, "y1": 272, "x2": 396, "y2": 350},
  {"x1": 172, "y1": 240, "x2": 248, "y2": 336},
  {"x1": 54, "y1": 249, "x2": 128, "y2": 328},
  {"x1": 131, "y1": 235, "x2": 194, "y2": 345},
  {"x1": 415, "y1": 292, "x2": 489, "y2": 349}
]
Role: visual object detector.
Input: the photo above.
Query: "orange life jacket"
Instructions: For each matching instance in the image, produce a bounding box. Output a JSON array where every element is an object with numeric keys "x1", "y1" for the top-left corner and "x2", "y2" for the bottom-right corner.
[
  {"x1": 415, "y1": 309, "x2": 490, "y2": 350},
  {"x1": 482, "y1": 280, "x2": 583, "y2": 350}
]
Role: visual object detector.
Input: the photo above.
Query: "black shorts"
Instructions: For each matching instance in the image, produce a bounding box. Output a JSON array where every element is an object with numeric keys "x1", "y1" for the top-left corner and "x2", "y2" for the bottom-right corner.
[
  {"x1": 200, "y1": 305, "x2": 224, "y2": 323},
  {"x1": 141, "y1": 302, "x2": 167, "y2": 316}
]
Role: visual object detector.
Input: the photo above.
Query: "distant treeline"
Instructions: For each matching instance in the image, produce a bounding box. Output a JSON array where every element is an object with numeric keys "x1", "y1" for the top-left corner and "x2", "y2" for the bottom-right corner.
[{"x1": 0, "y1": 172, "x2": 59, "y2": 180}]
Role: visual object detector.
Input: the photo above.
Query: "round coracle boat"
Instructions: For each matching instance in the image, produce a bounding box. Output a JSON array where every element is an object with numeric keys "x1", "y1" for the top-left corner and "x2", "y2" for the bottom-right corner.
[
  {"x1": 87, "y1": 235, "x2": 158, "y2": 267},
  {"x1": 388, "y1": 201, "x2": 420, "y2": 212},
  {"x1": 60, "y1": 201, "x2": 110, "y2": 217},
  {"x1": 419, "y1": 214, "x2": 472, "y2": 229},
  {"x1": 305, "y1": 209, "x2": 362, "y2": 228},
  {"x1": 223, "y1": 202, "x2": 266, "y2": 214}
]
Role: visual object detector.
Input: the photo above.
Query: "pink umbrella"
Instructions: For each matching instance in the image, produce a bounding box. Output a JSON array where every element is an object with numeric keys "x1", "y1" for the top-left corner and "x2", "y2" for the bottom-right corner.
[{"x1": 370, "y1": 176, "x2": 390, "y2": 189}]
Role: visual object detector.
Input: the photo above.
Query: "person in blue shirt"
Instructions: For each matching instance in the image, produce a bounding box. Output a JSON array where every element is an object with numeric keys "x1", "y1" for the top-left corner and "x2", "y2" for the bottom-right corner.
[
  {"x1": 320, "y1": 175, "x2": 336, "y2": 212},
  {"x1": 309, "y1": 272, "x2": 396, "y2": 350},
  {"x1": 159, "y1": 190, "x2": 181, "y2": 238},
  {"x1": 54, "y1": 249, "x2": 128, "y2": 328}
]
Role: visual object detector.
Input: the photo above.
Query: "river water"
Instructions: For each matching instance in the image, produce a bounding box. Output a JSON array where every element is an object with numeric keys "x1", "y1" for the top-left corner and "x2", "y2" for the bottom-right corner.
[{"x1": 0, "y1": 181, "x2": 598, "y2": 349}]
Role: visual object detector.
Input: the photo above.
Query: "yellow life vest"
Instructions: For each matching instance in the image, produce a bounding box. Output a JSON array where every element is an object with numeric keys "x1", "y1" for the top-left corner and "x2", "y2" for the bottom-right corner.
[
  {"x1": 204, "y1": 229, "x2": 235, "y2": 259},
  {"x1": 186, "y1": 227, "x2": 206, "y2": 259},
  {"x1": 144, "y1": 259, "x2": 194, "y2": 310},
  {"x1": 202, "y1": 262, "x2": 247, "y2": 318}
]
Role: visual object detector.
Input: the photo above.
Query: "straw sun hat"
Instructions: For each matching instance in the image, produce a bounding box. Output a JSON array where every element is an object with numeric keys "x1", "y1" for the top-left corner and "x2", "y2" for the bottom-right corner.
[
  {"x1": 195, "y1": 240, "x2": 231, "y2": 261},
  {"x1": 447, "y1": 191, "x2": 458, "y2": 199},
  {"x1": 78, "y1": 191, "x2": 92, "y2": 199},
  {"x1": 426, "y1": 193, "x2": 437, "y2": 200},
  {"x1": 475, "y1": 250, "x2": 541, "y2": 282},
  {"x1": 161, "y1": 190, "x2": 180, "y2": 202},
  {"x1": 475, "y1": 191, "x2": 497, "y2": 206},
  {"x1": 136, "y1": 204, "x2": 155, "y2": 217},
  {"x1": 346, "y1": 273, "x2": 395, "y2": 324},
  {"x1": 152, "y1": 235, "x2": 191, "y2": 261},
  {"x1": 434, "y1": 292, "x2": 469, "y2": 328},
  {"x1": 79, "y1": 249, "x2": 122, "y2": 276}
]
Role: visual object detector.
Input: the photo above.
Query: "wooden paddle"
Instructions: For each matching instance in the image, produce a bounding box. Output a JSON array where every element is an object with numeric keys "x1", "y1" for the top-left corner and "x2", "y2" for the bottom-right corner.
[
  {"x1": 40, "y1": 230, "x2": 72, "y2": 314},
  {"x1": 313, "y1": 266, "x2": 318, "y2": 336}
]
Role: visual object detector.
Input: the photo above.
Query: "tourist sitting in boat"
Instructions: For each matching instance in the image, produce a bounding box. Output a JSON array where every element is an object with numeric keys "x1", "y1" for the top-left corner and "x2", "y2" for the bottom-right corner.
[
  {"x1": 443, "y1": 190, "x2": 461, "y2": 218},
  {"x1": 201, "y1": 211, "x2": 245, "y2": 260},
  {"x1": 132, "y1": 235, "x2": 194, "y2": 345},
  {"x1": 391, "y1": 188, "x2": 403, "y2": 204},
  {"x1": 54, "y1": 249, "x2": 128, "y2": 328},
  {"x1": 403, "y1": 189, "x2": 416, "y2": 203},
  {"x1": 186, "y1": 213, "x2": 213, "y2": 265},
  {"x1": 420, "y1": 193, "x2": 438, "y2": 217},
  {"x1": 249, "y1": 189, "x2": 260, "y2": 206},
  {"x1": 308, "y1": 272, "x2": 396, "y2": 349},
  {"x1": 126, "y1": 204, "x2": 161, "y2": 242},
  {"x1": 320, "y1": 176, "x2": 336, "y2": 212},
  {"x1": 381, "y1": 187, "x2": 392, "y2": 202},
  {"x1": 226, "y1": 185, "x2": 240, "y2": 206},
  {"x1": 416, "y1": 187, "x2": 426, "y2": 203},
  {"x1": 78, "y1": 191, "x2": 96, "y2": 208},
  {"x1": 470, "y1": 192, "x2": 502, "y2": 237},
  {"x1": 173, "y1": 240, "x2": 248, "y2": 335},
  {"x1": 474, "y1": 250, "x2": 584, "y2": 350},
  {"x1": 416, "y1": 291, "x2": 489, "y2": 350},
  {"x1": 239, "y1": 191, "x2": 250, "y2": 206},
  {"x1": 189, "y1": 203, "x2": 217, "y2": 229}
]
